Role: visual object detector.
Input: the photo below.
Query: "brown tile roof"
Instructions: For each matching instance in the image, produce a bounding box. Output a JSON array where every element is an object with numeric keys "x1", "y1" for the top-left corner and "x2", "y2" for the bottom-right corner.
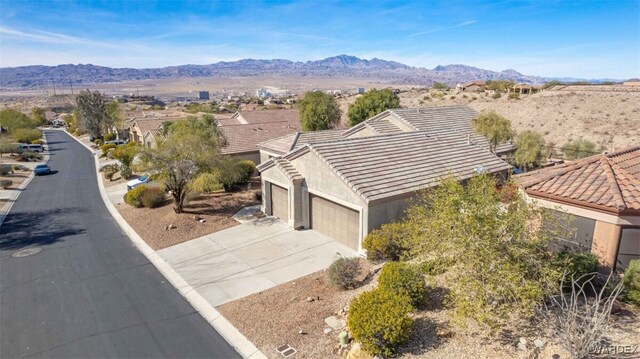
[
  {"x1": 516, "y1": 146, "x2": 640, "y2": 213},
  {"x1": 134, "y1": 119, "x2": 167, "y2": 134},
  {"x1": 146, "y1": 128, "x2": 166, "y2": 141},
  {"x1": 259, "y1": 131, "x2": 511, "y2": 203},
  {"x1": 219, "y1": 121, "x2": 301, "y2": 155}
]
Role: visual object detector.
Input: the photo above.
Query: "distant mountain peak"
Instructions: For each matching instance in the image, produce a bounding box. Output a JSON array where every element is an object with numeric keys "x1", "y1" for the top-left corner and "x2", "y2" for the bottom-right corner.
[{"x1": 0, "y1": 55, "x2": 546, "y2": 89}]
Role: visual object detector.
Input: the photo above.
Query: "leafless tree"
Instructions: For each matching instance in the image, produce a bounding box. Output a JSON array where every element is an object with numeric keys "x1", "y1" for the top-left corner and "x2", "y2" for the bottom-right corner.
[{"x1": 541, "y1": 272, "x2": 624, "y2": 359}]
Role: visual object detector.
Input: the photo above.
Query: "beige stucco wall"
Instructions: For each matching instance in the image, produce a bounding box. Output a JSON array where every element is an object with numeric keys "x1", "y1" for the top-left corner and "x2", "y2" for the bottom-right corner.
[
  {"x1": 591, "y1": 221, "x2": 622, "y2": 273},
  {"x1": 366, "y1": 197, "x2": 412, "y2": 233}
]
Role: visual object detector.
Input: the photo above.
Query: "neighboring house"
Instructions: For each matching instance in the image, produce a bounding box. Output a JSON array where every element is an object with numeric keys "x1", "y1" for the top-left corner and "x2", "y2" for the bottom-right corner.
[
  {"x1": 217, "y1": 109, "x2": 301, "y2": 163},
  {"x1": 143, "y1": 129, "x2": 166, "y2": 149},
  {"x1": 124, "y1": 110, "x2": 185, "y2": 145},
  {"x1": 129, "y1": 119, "x2": 169, "y2": 145},
  {"x1": 257, "y1": 106, "x2": 513, "y2": 253},
  {"x1": 513, "y1": 84, "x2": 542, "y2": 94},
  {"x1": 259, "y1": 105, "x2": 516, "y2": 160},
  {"x1": 461, "y1": 81, "x2": 486, "y2": 93},
  {"x1": 516, "y1": 146, "x2": 640, "y2": 272}
]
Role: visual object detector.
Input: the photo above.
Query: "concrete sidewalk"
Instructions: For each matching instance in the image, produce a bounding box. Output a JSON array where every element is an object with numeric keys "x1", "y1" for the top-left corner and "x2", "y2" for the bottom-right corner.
[{"x1": 158, "y1": 217, "x2": 358, "y2": 306}]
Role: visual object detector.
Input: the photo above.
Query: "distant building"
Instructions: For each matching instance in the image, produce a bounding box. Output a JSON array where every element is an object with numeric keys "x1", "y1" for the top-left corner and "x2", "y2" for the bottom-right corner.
[
  {"x1": 356, "y1": 88, "x2": 365, "y2": 94},
  {"x1": 198, "y1": 91, "x2": 210, "y2": 100},
  {"x1": 461, "y1": 81, "x2": 486, "y2": 93},
  {"x1": 256, "y1": 88, "x2": 271, "y2": 98}
]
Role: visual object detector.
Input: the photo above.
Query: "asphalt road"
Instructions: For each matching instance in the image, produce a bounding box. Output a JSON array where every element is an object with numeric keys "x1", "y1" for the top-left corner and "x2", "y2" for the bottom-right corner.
[{"x1": 0, "y1": 130, "x2": 240, "y2": 358}]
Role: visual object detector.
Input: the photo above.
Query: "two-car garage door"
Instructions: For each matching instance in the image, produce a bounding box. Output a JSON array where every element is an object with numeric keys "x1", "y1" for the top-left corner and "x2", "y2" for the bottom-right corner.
[{"x1": 310, "y1": 195, "x2": 359, "y2": 251}]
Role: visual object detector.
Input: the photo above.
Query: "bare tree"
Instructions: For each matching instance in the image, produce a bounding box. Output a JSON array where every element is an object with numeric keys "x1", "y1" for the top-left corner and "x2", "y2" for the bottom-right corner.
[
  {"x1": 75, "y1": 90, "x2": 111, "y2": 138},
  {"x1": 542, "y1": 272, "x2": 624, "y2": 359}
]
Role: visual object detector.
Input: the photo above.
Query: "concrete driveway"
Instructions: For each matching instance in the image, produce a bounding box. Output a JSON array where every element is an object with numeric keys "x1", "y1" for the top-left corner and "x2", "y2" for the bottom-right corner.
[{"x1": 157, "y1": 217, "x2": 358, "y2": 306}]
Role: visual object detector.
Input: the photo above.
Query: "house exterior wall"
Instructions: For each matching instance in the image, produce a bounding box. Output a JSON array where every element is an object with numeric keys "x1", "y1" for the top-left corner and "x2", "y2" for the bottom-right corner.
[
  {"x1": 259, "y1": 150, "x2": 281, "y2": 164},
  {"x1": 143, "y1": 133, "x2": 157, "y2": 149},
  {"x1": 591, "y1": 221, "x2": 622, "y2": 273},
  {"x1": 366, "y1": 196, "x2": 411, "y2": 233},
  {"x1": 229, "y1": 151, "x2": 260, "y2": 165}
]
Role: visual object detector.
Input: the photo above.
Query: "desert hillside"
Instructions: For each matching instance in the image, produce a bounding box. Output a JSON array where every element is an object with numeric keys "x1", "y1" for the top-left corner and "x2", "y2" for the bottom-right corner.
[{"x1": 338, "y1": 89, "x2": 640, "y2": 152}]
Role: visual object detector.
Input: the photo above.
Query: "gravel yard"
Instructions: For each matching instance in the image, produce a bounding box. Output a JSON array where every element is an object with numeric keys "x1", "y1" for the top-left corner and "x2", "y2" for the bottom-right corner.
[
  {"x1": 219, "y1": 264, "x2": 640, "y2": 359},
  {"x1": 0, "y1": 172, "x2": 29, "y2": 189},
  {"x1": 117, "y1": 182, "x2": 260, "y2": 249}
]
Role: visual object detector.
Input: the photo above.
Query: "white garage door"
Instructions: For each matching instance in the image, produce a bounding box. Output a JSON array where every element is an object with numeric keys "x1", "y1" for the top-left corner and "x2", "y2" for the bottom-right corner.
[
  {"x1": 310, "y1": 195, "x2": 359, "y2": 251},
  {"x1": 270, "y1": 184, "x2": 288, "y2": 221}
]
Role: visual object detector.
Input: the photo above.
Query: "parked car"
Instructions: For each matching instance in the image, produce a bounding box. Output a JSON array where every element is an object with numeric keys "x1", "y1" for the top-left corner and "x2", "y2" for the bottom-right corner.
[
  {"x1": 16, "y1": 143, "x2": 43, "y2": 153},
  {"x1": 33, "y1": 164, "x2": 51, "y2": 176},
  {"x1": 126, "y1": 175, "x2": 150, "y2": 191},
  {"x1": 105, "y1": 140, "x2": 127, "y2": 146}
]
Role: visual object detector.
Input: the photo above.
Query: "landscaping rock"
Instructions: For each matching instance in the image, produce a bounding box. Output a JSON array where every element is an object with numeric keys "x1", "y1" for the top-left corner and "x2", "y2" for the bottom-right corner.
[
  {"x1": 323, "y1": 328, "x2": 333, "y2": 334},
  {"x1": 324, "y1": 315, "x2": 346, "y2": 330},
  {"x1": 346, "y1": 342, "x2": 373, "y2": 359},
  {"x1": 306, "y1": 297, "x2": 315, "y2": 302}
]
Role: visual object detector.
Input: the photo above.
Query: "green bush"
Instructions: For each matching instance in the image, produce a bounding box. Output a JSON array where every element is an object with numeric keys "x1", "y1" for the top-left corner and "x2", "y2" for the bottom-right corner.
[
  {"x1": 103, "y1": 133, "x2": 116, "y2": 141},
  {"x1": 623, "y1": 260, "x2": 640, "y2": 306},
  {"x1": 11, "y1": 128, "x2": 42, "y2": 143},
  {"x1": 124, "y1": 186, "x2": 148, "y2": 208},
  {"x1": 141, "y1": 187, "x2": 166, "y2": 208},
  {"x1": 237, "y1": 160, "x2": 256, "y2": 182},
  {"x1": 0, "y1": 164, "x2": 12, "y2": 175},
  {"x1": 492, "y1": 93, "x2": 502, "y2": 99},
  {"x1": 555, "y1": 252, "x2": 599, "y2": 285},
  {"x1": 12, "y1": 164, "x2": 22, "y2": 171},
  {"x1": 94, "y1": 138, "x2": 103, "y2": 146},
  {"x1": 120, "y1": 165, "x2": 133, "y2": 179},
  {"x1": 378, "y1": 261, "x2": 426, "y2": 307},
  {"x1": 328, "y1": 257, "x2": 361, "y2": 290},
  {"x1": 347, "y1": 288, "x2": 413, "y2": 357},
  {"x1": 419, "y1": 257, "x2": 455, "y2": 275},
  {"x1": 508, "y1": 93, "x2": 520, "y2": 100},
  {"x1": 254, "y1": 191, "x2": 262, "y2": 201},
  {"x1": 100, "y1": 164, "x2": 120, "y2": 181},
  {"x1": 362, "y1": 222, "x2": 408, "y2": 261},
  {"x1": 0, "y1": 179, "x2": 12, "y2": 189},
  {"x1": 101, "y1": 143, "x2": 116, "y2": 156},
  {"x1": 31, "y1": 139, "x2": 44, "y2": 145}
]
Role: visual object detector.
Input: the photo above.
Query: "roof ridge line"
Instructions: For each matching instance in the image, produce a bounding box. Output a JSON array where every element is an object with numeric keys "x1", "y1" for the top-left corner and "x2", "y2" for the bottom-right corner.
[
  {"x1": 605, "y1": 145, "x2": 640, "y2": 158},
  {"x1": 289, "y1": 132, "x2": 301, "y2": 151},
  {"x1": 600, "y1": 157, "x2": 627, "y2": 211},
  {"x1": 388, "y1": 110, "x2": 419, "y2": 131}
]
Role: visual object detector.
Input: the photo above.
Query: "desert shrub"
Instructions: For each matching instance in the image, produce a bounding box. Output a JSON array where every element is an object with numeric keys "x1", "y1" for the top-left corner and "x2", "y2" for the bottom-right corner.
[
  {"x1": 508, "y1": 93, "x2": 520, "y2": 100},
  {"x1": 94, "y1": 138, "x2": 103, "y2": 145},
  {"x1": 450, "y1": 96, "x2": 456, "y2": 100},
  {"x1": 12, "y1": 164, "x2": 22, "y2": 171},
  {"x1": 100, "y1": 164, "x2": 120, "y2": 181},
  {"x1": 492, "y1": 93, "x2": 502, "y2": 99},
  {"x1": 119, "y1": 165, "x2": 132, "y2": 179},
  {"x1": 328, "y1": 257, "x2": 361, "y2": 290},
  {"x1": 123, "y1": 185, "x2": 148, "y2": 208},
  {"x1": 31, "y1": 139, "x2": 44, "y2": 145},
  {"x1": 17, "y1": 151, "x2": 41, "y2": 161},
  {"x1": 141, "y1": 187, "x2": 166, "y2": 208},
  {"x1": 362, "y1": 222, "x2": 408, "y2": 261},
  {"x1": 419, "y1": 257, "x2": 455, "y2": 275},
  {"x1": 378, "y1": 261, "x2": 426, "y2": 307},
  {"x1": 0, "y1": 164, "x2": 13, "y2": 175},
  {"x1": 254, "y1": 191, "x2": 262, "y2": 201},
  {"x1": 555, "y1": 252, "x2": 599, "y2": 286},
  {"x1": 347, "y1": 288, "x2": 413, "y2": 356},
  {"x1": 100, "y1": 143, "x2": 116, "y2": 156},
  {"x1": 103, "y1": 133, "x2": 116, "y2": 141},
  {"x1": 11, "y1": 128, "x2": 42, "y2": 143},
  {"x1": 237, "y1": 160, "x2": 256, "y2": 182},
  {"x1": 190, "y1": 172, "x2": 224, "y2": 193},
  {"x1": 0, "y1": 179, "x2": 12, "y2": 189},
  {"x1": 622, "y1": 260, "x2": 640, "y2": 306}
]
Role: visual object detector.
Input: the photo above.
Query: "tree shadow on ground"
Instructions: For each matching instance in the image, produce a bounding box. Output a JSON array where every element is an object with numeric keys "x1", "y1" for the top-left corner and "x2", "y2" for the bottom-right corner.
[{"x1": 0, "y1": 207, "x2": 85, "y2": 251}]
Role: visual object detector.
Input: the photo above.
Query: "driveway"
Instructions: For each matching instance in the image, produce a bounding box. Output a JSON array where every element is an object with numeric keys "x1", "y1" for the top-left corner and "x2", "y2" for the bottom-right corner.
[
  {"x1": 0, "y1": 130, "x2": 240, "y2": 358},
  {"x1": 158, "y1": 217, "x2": 358, "y2": 306}
]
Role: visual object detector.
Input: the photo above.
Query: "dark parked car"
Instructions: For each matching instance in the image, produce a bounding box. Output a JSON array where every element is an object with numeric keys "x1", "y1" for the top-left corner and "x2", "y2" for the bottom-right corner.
[{"x1": 33, "y1": 164, "x2": 51, "y2": 176}]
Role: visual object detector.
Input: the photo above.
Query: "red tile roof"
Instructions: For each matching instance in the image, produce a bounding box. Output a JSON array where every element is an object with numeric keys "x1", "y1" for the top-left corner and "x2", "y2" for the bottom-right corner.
[{"x1": 516, "y1": 146, "x2": 640, "y2": 213}]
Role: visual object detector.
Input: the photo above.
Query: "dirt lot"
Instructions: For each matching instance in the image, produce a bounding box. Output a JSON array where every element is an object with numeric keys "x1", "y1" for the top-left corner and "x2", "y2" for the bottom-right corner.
[
  {"x1": 116, "y1": 181, "x2": 261, "y2": 250},
  {"x1": 338, "y1": 89, "x2": 640, "y2": 152},
  {"x1": 219, "y1": 265, "x2": 640, "y2": 359},
  {"x1": 0, "y1": 172, "x2": 29, "y2": 190}
]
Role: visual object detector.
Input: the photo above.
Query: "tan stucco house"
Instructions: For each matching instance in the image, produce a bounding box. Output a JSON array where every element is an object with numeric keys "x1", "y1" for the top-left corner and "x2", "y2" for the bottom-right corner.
[
  {"x1": 516, "y1": 146, "x2": 640, "y2": 272},
  {"x1": 257, "y1": 105, "x2": 512, "y2": 253}
]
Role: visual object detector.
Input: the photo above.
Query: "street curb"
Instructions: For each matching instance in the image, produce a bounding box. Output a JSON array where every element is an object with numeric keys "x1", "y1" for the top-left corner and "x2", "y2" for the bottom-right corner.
[
  {"x1": 64, "y1": 131, "x2": 266, "y2": 359},
  {"x1": 0, "y1": 132, "x2": 50, "y2": 227}
]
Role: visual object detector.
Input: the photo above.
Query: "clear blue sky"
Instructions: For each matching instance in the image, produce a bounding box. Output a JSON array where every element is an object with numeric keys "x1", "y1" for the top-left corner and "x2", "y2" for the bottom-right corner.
[{"x1": 1, "y1": 0, "x2": 638, "y2": 79}]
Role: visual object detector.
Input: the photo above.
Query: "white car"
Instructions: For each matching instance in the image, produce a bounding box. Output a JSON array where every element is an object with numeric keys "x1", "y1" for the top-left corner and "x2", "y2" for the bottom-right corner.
[{"x1": 126, "y1": 175, "x2": 150, "y2": 191}]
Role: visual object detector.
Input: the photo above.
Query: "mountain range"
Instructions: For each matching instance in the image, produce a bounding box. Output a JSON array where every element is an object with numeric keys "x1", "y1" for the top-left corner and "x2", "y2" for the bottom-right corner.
[{"x1": 0, "y1": 55, "x2": 547, "y2": 90}]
